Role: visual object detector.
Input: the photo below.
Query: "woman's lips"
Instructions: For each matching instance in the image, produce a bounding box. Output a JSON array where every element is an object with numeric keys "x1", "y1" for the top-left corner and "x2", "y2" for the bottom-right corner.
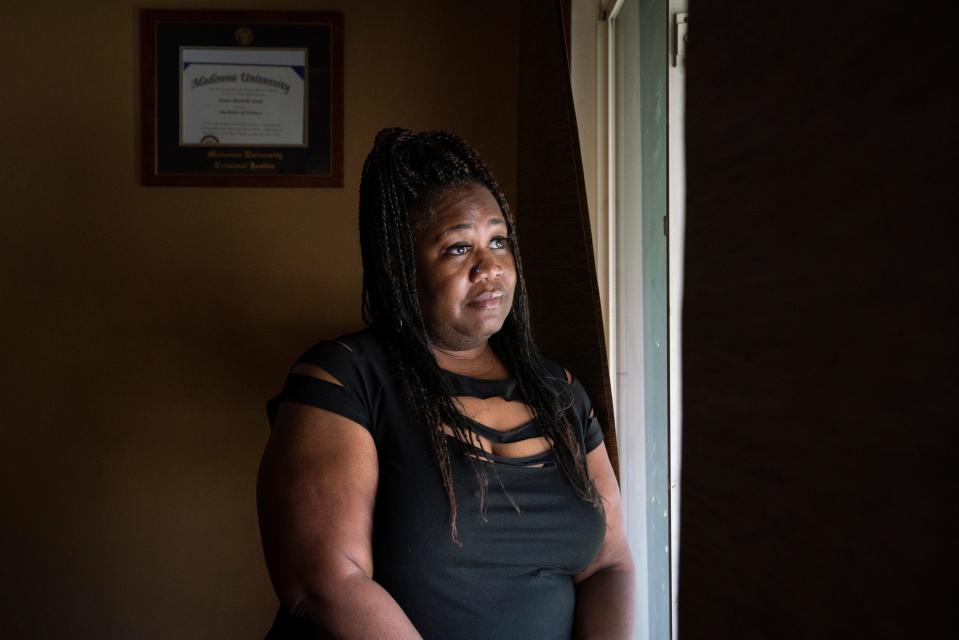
[{"x1": 467, "y1": 291, "x2": 504, "y2": 308}]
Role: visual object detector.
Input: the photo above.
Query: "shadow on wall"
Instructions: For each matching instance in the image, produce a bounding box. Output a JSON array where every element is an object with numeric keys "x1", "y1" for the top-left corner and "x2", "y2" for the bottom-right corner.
[{"x1": 2, "y1": 162, "x2": 363, "y2": 636}]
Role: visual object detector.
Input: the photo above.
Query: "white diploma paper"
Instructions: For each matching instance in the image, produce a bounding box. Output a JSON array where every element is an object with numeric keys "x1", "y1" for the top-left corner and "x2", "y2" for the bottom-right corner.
[{"x1": 180, "y1": 48, "x2": 307, "y2": 146}]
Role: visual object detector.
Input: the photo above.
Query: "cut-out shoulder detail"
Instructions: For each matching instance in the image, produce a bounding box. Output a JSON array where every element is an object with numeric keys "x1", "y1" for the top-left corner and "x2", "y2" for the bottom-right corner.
[
  {"x1": 289, "y1": 363, "x2": 344, "y2": 388},
  {"x1": 334, "y1": 340, "x2": 355, "y2": 353},
  {"x1": 563, "y1": 368, "x2": 573, "y2": 384}
]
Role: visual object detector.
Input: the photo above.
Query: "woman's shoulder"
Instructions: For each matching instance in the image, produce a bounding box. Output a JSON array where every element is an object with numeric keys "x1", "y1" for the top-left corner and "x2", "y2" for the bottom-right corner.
[
  {"x1": 535, "y1": 354, "x2": 575, "y2": 387},
  {"x1": 288, "y1": 326, "x2": 396, "y2": 392},
  {"x1": 334, "y1": 326, "x2": 387, "y2": 352},
  {"x1": 536, "y1": 355, "x2": 593, "y2": 412},
  {"x1": 536, "y1": 356, "x2": 603, "y2": 448},
  {"x1": 269, "y1": 327, "x2": 394, "y2": 433},
  {"x1": 296, "y1": 327, "x2": 389, "y2": 366}
]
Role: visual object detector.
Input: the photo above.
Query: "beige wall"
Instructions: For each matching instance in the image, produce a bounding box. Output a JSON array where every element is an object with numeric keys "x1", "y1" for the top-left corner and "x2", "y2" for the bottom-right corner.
[{"x1": 0, "y1": 1, "x2": 517, "y2": 637}]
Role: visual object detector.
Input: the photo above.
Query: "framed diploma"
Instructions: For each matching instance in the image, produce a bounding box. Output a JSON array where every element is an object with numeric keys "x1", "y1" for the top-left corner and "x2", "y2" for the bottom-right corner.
[{"x1": 141, "y1": 10, "x2": 343, "y2": 187}]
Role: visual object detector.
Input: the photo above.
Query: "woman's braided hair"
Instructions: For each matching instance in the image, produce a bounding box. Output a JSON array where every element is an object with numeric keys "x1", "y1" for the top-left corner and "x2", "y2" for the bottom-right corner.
[{"x1": 358, "y1": 128, "x2": 602, "y2": 543}]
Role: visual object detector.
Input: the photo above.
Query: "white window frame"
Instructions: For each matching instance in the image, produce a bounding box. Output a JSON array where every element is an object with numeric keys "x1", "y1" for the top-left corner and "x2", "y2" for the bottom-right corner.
[{"x1": 571, "y1": 2, "x2": 685, "y2": 638}]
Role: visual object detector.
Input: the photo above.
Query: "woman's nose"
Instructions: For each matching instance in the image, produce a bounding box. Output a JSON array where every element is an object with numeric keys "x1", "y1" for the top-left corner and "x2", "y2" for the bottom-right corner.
[{"x1": 469, "y1": 251, "x2": 503, "y2": 281}]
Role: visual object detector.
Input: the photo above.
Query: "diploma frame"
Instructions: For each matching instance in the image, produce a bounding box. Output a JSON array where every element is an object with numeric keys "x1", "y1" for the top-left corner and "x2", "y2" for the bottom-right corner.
[{"x1": 141, "y1": 10, "x2": 343, "y2": 187}]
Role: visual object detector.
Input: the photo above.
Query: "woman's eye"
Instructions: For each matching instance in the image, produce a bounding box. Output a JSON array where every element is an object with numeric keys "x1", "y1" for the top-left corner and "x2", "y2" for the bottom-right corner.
[
  {"x1": 446, "y1": 244, "x2": 470, "y2": 256},
  {"x1": 491, "y1": 237, "x2": 509, "y2": 249}
]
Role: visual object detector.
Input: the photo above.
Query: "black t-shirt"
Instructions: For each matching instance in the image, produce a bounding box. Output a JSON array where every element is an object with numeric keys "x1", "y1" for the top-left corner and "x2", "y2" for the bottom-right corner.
[{"x1": 264, "y1": 328, "x2": 606, "y2": 640}]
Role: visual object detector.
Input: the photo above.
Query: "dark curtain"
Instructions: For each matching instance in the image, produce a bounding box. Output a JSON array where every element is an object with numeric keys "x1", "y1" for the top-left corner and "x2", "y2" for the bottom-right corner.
[
  {"x1": 680, "y1": 1, "x2": 956, "y2": 637},
  {"x1": 517, "y1": 0, "x2": 618, "y2": 473}
]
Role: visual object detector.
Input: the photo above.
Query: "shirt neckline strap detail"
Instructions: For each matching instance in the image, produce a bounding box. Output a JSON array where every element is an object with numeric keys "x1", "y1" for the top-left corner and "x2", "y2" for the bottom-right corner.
[
  {"x1": 456, "y1": 438, "x2": 555, "y2": 467},
  {"x1": 461, "y1": 415, "x2": 541, "y2": 443},
  {"x1": 441, "y1": 369, "x2": 525, "y2": 402}
]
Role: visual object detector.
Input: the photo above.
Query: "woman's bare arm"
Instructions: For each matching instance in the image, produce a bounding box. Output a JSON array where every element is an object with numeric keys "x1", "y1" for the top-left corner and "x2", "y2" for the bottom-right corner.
[
  {"x1": 257, "y1": 392, "x2": 422, "y2": 639},
  {"x1": 572, "y1": 442, "x2": 636, "y2": 640}
]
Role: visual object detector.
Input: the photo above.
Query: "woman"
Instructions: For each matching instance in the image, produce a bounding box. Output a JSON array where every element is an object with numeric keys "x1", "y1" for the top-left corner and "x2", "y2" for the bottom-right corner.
[{"x1": 257, "y1": 129, "x2": 634, "y2": 639}]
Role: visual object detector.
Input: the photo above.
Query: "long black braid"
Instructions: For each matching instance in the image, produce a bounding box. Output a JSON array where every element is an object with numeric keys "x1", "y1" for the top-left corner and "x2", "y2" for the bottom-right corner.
[{"x1": 358, "y1": 128, "x2": 602, "y2": 543}]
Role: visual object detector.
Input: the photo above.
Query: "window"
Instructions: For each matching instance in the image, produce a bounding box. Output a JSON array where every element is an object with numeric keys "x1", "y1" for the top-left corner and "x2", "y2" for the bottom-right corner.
[{"x1": 572, "y1": 1, "x2": 686, "y2": 638}]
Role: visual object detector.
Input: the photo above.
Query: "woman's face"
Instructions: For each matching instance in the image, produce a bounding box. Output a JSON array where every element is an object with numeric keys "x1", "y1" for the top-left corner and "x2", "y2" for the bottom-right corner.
[{"x1": 413, "y1": 183, "x2": 517, "y2": 351}]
